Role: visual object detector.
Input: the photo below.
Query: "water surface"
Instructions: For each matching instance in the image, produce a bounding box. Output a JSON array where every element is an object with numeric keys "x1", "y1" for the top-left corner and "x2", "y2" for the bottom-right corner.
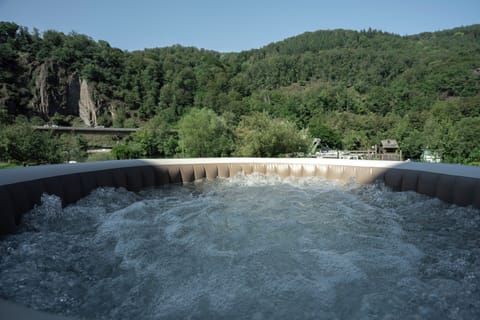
[{"x1": 1, "y1": 174, "x2": 479, "y2": 319}]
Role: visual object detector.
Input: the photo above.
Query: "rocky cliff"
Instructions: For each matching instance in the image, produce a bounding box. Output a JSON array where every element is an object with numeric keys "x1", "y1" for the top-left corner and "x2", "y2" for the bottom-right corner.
[
  {"x1": 78, "y1": 79, "x2": 98, "y2": 126},
  {"x1": 33, "y1": 62, "x2": 98, "y2": 126}
]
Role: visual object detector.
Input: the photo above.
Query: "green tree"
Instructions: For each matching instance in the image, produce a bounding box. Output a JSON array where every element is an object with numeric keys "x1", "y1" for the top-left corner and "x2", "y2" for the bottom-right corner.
[
  {"x1": 234, "y1": 112, "x2": 309, "y2": 157},
  {"x1": 51, "y1": 112, "x2": 70, "y2": 126},
  {"x1": 0, "y1": 123, "x2": 62, "y2": 164},
  {"x1": 112, "y1": 106, "x2": 127, "y2": 128},
  {"x1": 110, "y1": 112, "x2": 177, "y2": 159},
  {"x1": 308, "y1": 116, "x2": 342, "y2": 149},
  {"x1": 60, "y1": 134, "x2": 88, "y2": 162},
  {"x1": 178, "y1": 108, "x2": 233, "y2": 157},
  {"x1": 400, "y1": 130, "x2": 425, "y2": 160},
  {"x1": 134, "y1": 113, "x2": 177, "y2": 158},
  {"x1": 341, "y1": 130, "x2": 369, "y2": 151},
  {"x1": 448, "y1": 117, "x2": 480, "y2": 163},
  {"x1": 111, "y1": 143, "x2": 143, "y2": 160}
]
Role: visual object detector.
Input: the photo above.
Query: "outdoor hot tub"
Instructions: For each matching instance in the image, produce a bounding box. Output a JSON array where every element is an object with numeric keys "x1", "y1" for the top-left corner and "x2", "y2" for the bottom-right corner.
[{"x1": 1, "y1": 158, "x2": 479, "y2": 319}]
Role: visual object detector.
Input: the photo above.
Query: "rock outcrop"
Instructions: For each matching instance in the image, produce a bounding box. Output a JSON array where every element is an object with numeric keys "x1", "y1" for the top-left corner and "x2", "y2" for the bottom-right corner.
[
  {"x1": 66, "y1": 73, "x2": 80, "y2": 115},
  {"x1": 78, "y1": 79, "x2": 98, "y2": 127},
  {"x1": 34, "y1": 61, "x2": 54, "y2": 115},
  {"x1": 33, "y1": 61, "x2": 98, "y2": 126}
]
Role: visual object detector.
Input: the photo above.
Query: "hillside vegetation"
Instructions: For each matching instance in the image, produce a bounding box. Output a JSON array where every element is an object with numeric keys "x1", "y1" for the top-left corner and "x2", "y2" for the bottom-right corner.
[{"x1": 1, "y1": 22, "x2": 479, "y2": 164}]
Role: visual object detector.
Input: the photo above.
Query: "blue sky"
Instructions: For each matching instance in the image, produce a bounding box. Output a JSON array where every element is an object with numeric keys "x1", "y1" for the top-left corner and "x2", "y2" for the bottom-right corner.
[{"x1": 1, "y1": 0, "x2": 479, "y2": 52}]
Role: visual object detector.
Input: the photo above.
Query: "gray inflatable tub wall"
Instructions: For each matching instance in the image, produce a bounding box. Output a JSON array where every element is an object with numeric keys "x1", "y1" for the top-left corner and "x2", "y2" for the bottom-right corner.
[
  {"x1": 1, "y1": 158, "x2": 480, "y2": 236},
  {"x1": 1, "y1": 158, "x2": 480, "y2": 319}
]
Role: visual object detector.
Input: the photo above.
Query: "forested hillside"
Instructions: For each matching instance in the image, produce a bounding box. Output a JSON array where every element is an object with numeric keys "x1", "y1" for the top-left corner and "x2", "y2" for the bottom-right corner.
[{"x1": 1, "y1": 21, "x2": 479, "y2": 164}]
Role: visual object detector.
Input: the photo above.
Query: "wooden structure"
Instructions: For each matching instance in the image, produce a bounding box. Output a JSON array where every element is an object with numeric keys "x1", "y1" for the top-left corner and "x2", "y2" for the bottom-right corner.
[{"x1": 380, "y1": 139, "x2": 402, "y2": 161}]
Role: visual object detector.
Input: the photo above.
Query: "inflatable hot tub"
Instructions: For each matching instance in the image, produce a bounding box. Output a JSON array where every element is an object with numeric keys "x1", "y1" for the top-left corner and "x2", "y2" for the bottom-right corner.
[
  {"x1": 1, "y1": 158, "x2": 479, "y2": 236},
  {"x1": 1, "y1": 158, "x2": 480, "y2": 319}
]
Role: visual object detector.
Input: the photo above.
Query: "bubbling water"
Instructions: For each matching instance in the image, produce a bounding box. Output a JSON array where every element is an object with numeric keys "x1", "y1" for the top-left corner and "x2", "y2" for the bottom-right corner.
[{"x1": 1, "y1": 174, "x2": 479, "y2": 319}]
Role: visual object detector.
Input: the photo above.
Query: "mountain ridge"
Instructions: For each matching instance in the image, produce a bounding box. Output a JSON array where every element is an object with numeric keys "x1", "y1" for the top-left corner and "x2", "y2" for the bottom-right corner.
[{"x1": 1, "y1": 21, "x2": 479, "y2": 163}]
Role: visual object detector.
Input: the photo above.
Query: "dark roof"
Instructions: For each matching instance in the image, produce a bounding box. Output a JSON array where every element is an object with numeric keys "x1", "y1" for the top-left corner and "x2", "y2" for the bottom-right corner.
[{"x1": 381, "y1": 139, "x2": 399, "y2": 148}]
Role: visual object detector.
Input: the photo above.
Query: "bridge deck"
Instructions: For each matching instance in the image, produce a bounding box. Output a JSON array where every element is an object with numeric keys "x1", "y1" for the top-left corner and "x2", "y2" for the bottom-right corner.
[{"x1": 33, "y1": 126, "x2": 139, "y2": 135}]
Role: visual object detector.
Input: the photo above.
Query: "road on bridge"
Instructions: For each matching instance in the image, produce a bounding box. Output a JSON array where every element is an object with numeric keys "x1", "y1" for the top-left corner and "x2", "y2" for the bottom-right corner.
[{"x1": 32, "y1": 126, "x2": 140, "y2": 136}]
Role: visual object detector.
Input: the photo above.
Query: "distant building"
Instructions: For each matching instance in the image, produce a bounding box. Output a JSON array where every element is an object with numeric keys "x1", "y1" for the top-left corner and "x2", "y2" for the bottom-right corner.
[
  {"x1": 380, "y1": 139, "x2": 402, "y2": 161},
  {"x1": 421, "y1": 149, "x2": 441, "y2": 163}
]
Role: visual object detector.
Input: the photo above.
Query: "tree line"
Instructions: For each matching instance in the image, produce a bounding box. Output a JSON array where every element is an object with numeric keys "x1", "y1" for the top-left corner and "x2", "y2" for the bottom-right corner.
[{"x1": 1, "y1": 21, "x2": 479, "y2": 164}]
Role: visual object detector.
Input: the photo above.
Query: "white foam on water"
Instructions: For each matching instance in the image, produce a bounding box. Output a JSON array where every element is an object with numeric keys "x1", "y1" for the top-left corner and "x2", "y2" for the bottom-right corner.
[{"x1": 1, "y1": 174, "x2": 479, "y2": 319}]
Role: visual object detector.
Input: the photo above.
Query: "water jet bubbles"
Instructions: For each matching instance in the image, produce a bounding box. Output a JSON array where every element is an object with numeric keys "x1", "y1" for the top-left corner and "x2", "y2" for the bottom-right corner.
[
  {"x1": 18, "y1": 193, "x2": 64, "y2": 232},
  {"x1": 1, "y1": 174, "x2": 480, "y2": 319}
]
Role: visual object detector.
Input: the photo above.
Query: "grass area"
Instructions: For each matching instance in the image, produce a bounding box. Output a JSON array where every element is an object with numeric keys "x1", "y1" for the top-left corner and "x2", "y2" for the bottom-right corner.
[
  {"x1": 0, "y1": 152, "x2": 115, "y2": 167},
  {"x1": 83, "y1": 134, "x2": 118, "y2": 148},
  {"x1": 86, "y1": 152, "x2": 115, "y2": 162},
  {"x1": 0, "y1": 162, "x2": 20, "y2": 169}
]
